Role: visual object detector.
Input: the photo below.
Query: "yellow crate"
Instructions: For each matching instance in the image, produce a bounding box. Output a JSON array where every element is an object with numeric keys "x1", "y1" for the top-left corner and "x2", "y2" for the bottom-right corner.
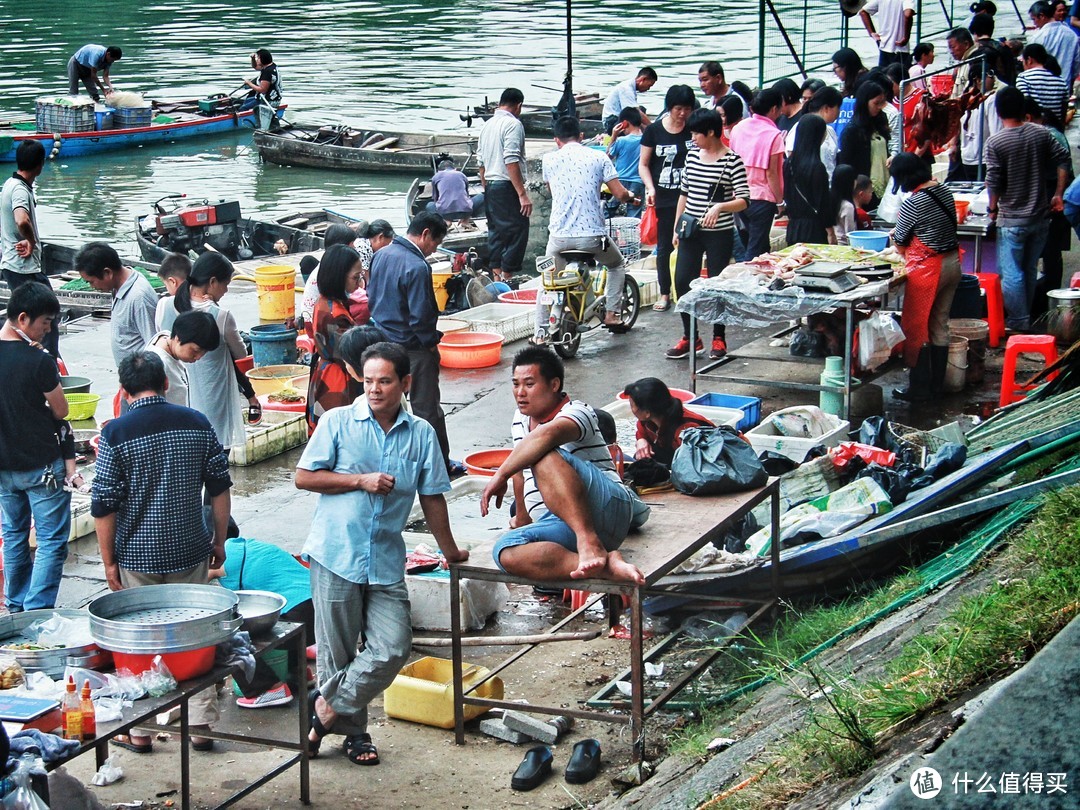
[{"x1": 384, "y1": 656, "x2": 503, "y2": 729}]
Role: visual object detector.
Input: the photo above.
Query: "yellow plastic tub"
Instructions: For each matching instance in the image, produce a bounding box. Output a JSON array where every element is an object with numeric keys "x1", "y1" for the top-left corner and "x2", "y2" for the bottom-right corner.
[
  {"x1": 432, "y1": 271, "x2": 453, "y2": 311},
  {"x1": 384, "y1": 656, "x2": 503, "y2": 729},
  {"x1": 246, "y1": 364, "x2": 310, "y2": 397}
]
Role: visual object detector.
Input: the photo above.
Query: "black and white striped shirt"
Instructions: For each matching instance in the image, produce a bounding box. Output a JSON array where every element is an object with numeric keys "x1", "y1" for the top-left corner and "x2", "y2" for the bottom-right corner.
[
  {"x1": 892, "y1": 184, "x2": 960, "y2": 253},
  {"x1": 1016, "y1": 67, "x2": 1070, "y2": 124},
  {"x1": 678, "y1": 149, "x2": 751, "y2": 231}
]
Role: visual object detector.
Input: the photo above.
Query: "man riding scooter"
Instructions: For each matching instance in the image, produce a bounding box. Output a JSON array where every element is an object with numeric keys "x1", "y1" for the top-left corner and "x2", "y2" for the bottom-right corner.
[{"x1": 532, "y1": 116, "x2": 640, "y2": 345}]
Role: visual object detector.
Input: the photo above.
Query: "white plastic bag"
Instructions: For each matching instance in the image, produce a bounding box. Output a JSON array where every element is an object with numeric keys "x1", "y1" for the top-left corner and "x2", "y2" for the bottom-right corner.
[
  {"x1": 858, "y1": 312, "x2": 905, "y2": 371},
  {"x1": 876, "y1": 185, "x2": 910, "y2": 224}
]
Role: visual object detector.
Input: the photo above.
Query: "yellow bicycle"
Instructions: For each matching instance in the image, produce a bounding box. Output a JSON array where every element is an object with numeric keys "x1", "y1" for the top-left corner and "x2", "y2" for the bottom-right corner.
[{"x1": 536, "y1": 249, "x2": 640, "y2": 359}]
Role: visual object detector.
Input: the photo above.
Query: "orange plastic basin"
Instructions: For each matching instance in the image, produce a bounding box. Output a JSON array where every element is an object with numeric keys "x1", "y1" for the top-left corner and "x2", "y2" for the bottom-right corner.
[
  {"x1": 112, "y1": 645, "x2": 217, "y2": 681},
  {"x1": 439, "y1": 332, "x2": 502, "y2": 369},
  {"x1": 497, "y1": 289, "x2": 538, "y2": 305},
  {"x1": 618, "y1": 387, "x2": 695, "y2": 402},
  {"x1": 464, "y1": 448, "x2": 512, "y2": 476}
]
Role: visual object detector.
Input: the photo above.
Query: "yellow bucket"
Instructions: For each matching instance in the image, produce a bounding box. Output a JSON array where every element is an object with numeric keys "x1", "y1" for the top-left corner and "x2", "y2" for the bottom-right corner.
[
  {"x1": 432, "y1": 271, "x2": 453, "y2": 311},
  {"x1": 255, "y1": 265, "x2": 297, "y2": 321}
]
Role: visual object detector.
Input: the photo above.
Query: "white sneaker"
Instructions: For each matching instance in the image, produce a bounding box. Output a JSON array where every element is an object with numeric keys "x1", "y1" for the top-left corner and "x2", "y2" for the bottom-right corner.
[{"x1": 236, "y1": 682, "x2": 293, "y2": 709}]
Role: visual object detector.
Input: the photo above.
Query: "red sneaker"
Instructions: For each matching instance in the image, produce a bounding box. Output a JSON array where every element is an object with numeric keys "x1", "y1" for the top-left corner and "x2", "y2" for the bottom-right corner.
[
  {"x1": 710, "y1": 338, "x2": 728, "y2": 360},
  {"x1": 665, "y1": 337, "x2": 703, "y2": 359}
]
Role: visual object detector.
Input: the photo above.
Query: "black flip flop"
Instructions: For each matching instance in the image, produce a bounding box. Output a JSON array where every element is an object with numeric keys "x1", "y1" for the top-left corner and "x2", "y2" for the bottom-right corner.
[
  {"x1": 565, "y1": 738, "x2": 602, "y2": 784},
  {"x1": 111, "y1": 734, "x2": 152, "y2": 754},
  {"x1": 343, "y1": 732, "x2": 380, "y2": 766},
  {"x1": 308, "y1": 688, "x2": 331, "y2": 757},
  {"x1": 511, "y1": 745, "x2": 553, "y2": 791},
  {"x1": 605, "y1": 323, "x2": 631, "y2": 334}
]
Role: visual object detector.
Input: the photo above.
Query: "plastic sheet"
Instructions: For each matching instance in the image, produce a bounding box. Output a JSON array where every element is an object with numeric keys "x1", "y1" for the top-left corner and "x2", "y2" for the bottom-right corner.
[
  {"x1": 675, "y1": 271, "x2": 890, "y2": 328},
  {"x1": 23, "y1": 615, "x2": 92, "y2": 648},
  {"x1": 143, "y1": 657, "x2": 177, "y2": 698}
]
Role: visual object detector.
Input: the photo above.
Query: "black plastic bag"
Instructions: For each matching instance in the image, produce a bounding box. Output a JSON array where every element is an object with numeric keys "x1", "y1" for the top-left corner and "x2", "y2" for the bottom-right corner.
[
  {"x1": 624, "y1": 458, "x2": 671, "y2": 488},
  {"x1": 790, "y1": 328, "x2": 827, "y2": 358},
  {"x1": 856, "y1": 461, "x2": 922, "y2": 504},
  {"x1": 670, "y1": 426, "x2": 768, "y2": 496},
  {"x1": 758, "y1": 451, "x2": 798, "y2": 476}
]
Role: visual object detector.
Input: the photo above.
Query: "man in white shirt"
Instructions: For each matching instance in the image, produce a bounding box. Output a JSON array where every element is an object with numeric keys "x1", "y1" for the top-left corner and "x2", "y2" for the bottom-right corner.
[
  {"x1": 859, "y1": 0, "x2": 917, "y2": 68},
  {"x1": 698, "y1": 61, "x2": 747, "y2": 118},
  {"x1": 477, "y1": 88, "x2": 532, "y2": 284},
  {"x1": 537, "y1": 116, "x2": 638, "y2": 335},
  {"x1": 601, "y1": 68, "x2": 657, "y2": 134}
]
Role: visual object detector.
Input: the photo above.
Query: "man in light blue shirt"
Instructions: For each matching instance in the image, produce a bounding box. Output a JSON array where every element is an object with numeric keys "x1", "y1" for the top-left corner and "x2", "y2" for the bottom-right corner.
[
  {"x1": 601, "y1": 67, "x2": 657, "y2": 134},
  {"x1": 67, "y1": 44, "x2": 122, "y2": 102},
  {"x1": 296, "y1": 340, "x2": 467, "y2": 766}
]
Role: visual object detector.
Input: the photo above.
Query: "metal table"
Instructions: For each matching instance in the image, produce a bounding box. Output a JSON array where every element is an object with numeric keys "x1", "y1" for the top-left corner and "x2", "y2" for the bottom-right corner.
[
  {"x1": 683, "y1": 276, "x2": 903, "y2": 420},
  {"x1": 50, "y1": 622, "x2": 309, "y2": 810},
  {"x1": 449, "y1": 482, "x2": 781, "y2": 762}
]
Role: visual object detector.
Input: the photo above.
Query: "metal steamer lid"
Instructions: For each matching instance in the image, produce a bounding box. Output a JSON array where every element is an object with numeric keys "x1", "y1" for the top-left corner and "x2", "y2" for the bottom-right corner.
[{"x1": 88, "y1": 584, "x2": 241, "y2": 654}]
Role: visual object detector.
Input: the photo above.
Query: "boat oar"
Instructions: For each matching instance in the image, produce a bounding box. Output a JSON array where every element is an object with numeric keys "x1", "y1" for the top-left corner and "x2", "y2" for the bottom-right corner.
[{"x1": 393, "y1": 139, "x2": 477, "y2": 153}]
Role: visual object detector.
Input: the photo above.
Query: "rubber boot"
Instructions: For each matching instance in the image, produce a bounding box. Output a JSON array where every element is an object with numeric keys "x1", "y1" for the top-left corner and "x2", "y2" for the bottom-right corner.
[
  {"x1": 929, "y1": 344, "x2": 950, "y2": 395},
  {"x1": 893, "y1": 346, "x2": 932, "y2": 402}
]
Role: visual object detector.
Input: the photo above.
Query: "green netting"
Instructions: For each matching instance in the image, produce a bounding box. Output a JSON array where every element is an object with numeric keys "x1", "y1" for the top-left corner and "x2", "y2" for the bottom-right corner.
[{"x1": 59, "y1": 264, "x2": 165, "y2": 292}]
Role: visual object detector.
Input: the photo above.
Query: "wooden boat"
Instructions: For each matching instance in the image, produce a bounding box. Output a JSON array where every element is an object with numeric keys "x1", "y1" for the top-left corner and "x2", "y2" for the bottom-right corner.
[
  {"x1": 252, "y1": 124, "x2": 479, "y2": 174},
  {"x1": 133, "y1": 200, "x2": 360, "y2": 264},
  {"x1": 405, "y1": 178, "x2": 488, "y2": 255},
  {"x1": 0, "y1": 95, "x2": 286, "y2": 163},
  {"x1": 0, "y1": 243, "x2": 162, "y2": 316},
  {"x1": 470, "y1": 92, "x2": 604, "y2": 137}
]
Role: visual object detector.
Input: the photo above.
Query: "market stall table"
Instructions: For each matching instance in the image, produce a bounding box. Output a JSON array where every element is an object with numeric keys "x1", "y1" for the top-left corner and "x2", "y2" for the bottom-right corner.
[
  {"x1": 47, "y1": 622, "x2": 309, "y2": 810},
  {"x1": 448, "y1": 481, "x2": 781, "y2": 762},
  {"x1": 681, "y1": 272, "x2": 905, "y2": 419}
]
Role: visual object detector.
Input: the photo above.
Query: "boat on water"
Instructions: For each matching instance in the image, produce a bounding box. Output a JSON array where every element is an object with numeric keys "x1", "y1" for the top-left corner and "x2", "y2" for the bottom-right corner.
[
  {"x1": 405, "y1": 178, "x2": 488, "y2": 255},
  {"x1": 0, "y1": 243, "x2": 162, "y2": 316},
  {"x1": 470, "y1": 92, "x2": 603, "y2": 137},
  {"x1": 0, "y1": 95, "x2": 286, "y2": 162},
  {"x1": 133, "y1": 197, "x2": 357, "y2": 264},
  {"x1": 253, "y1": 124, "x2": 479, "y2": 174}
]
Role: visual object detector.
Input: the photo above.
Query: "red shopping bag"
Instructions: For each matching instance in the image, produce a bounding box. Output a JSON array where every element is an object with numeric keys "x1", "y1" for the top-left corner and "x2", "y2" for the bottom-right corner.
[{"x1": 639, "y1": 205, "x2": 658, "y2": 246}]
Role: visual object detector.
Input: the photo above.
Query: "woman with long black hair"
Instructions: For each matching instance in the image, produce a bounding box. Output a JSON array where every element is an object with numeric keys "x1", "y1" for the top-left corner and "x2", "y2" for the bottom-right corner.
[
  {"x1": 623, "y1": 378, "x2": 714, "y2": 466},
  {"x1": 784, "y1": 114, "x2": 838, "y2": 245},
  {"x1": 832, "y1": 48, "x2": 868, "y2": 98},
  {"x1": 837, "y1": 80, "x2": 891, "y2": 205}
]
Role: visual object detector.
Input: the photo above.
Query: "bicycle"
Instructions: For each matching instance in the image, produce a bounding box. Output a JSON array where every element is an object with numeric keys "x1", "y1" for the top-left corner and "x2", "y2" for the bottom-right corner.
[{"x1": 536, "y1": 248, "x2": 640, "y2": 359}]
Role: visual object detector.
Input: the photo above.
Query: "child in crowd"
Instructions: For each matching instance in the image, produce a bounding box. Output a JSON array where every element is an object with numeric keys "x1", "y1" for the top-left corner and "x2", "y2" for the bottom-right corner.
[
  {"x1": 606, "y1": 107, "x2": 645, "y2": 217},
  {"x1": 145, "y1": 310, "x2": 222, "y2": 407},
  {"x1": 155, "y1": 253, "x2": 191, "y2": 332},
  {"x1": 854, "y1": 175, "x2": 874, "y2": 228},
  {"x1": 909, "y1": 44, "x2": 934, "y2": 94}
]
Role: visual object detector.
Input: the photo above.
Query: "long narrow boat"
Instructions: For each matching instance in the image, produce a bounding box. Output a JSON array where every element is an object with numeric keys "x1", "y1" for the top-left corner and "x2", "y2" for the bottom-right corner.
[
  {"x1": 471, "y1": 92, "x2": 603, "y2": 137},
  {"x1": 253, "y1": 124, "x2": 479, "y2": 174},
  {"x1": 0, "y1": 96, "x2": 286, "y2": 162}
]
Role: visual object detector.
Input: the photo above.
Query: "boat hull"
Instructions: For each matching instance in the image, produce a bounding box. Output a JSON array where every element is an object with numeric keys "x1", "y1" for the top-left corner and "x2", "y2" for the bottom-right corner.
[{"x1": 1, "y1": 106, "x2": 286, "y2": 162}]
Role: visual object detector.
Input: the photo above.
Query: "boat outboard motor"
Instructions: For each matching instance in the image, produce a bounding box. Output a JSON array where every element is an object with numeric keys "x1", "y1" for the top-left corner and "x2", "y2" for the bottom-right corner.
[{"x1": 155, "y1": 199, "x2": 244, "y2": 259}]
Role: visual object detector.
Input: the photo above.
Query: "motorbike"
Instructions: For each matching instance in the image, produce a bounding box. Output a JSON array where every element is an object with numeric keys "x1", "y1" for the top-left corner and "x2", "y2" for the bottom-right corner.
[{"x1": 536, "y1": 246, "x2": 640, "y2": 359}]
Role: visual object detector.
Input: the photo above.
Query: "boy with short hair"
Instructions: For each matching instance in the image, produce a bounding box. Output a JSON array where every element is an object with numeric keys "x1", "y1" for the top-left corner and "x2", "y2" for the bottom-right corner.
[
  {"x1": 908, "y1": 43, "x2": 934, "y2": 92},
  {"x1": 155, "y1": 253, "x2": 191, "y2": 331},
  {"x1": 145, "y1": 310, "x2": 221, "y2": 407},
  {"x1": 606, "y1": 107, "x2": 646, "y2": 217}
]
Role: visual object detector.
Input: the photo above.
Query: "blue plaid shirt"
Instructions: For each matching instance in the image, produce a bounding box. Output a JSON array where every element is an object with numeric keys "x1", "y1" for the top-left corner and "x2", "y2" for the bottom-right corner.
[{"x1": 91, "y1": 396, "x2": 232, "y2": 574}]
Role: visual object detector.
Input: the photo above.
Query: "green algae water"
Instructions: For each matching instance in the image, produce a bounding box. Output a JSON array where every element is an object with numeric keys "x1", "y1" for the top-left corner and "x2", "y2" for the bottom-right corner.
[{"x1": 0, "y1": 0, "x2": 860, "y2": 252}]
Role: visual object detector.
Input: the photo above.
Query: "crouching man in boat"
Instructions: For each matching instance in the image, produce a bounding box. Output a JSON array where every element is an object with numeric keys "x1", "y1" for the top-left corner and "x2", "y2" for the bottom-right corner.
[
  {"x1": 481, "y1": 346, "x2": 650, "y2": 583},
  {"x1": 67, "y1": 44, "x2": 121, "y2": 102}
]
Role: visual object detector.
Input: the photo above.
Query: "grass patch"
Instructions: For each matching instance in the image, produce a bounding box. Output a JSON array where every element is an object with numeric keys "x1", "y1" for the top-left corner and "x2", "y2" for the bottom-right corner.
[{"x1": 687, "y1": 486, "x2": 1080, "y2": 809}]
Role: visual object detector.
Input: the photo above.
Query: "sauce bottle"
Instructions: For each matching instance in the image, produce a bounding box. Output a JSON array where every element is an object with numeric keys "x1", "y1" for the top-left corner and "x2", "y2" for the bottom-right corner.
[
  {"x1": 80, "y1": 680, "x2": 96, "y2": 741},
  {"x1": 61, "y1": 675, "x2": 82, "y2": 741}
]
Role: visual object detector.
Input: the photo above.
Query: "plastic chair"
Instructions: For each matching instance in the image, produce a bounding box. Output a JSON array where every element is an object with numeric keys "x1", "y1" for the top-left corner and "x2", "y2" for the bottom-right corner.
[
  {"x1": 974, "y1": 273, "x2": 1005, "y2": 348},
  {"x1": 562, "y1": 589, "x2": 631, "y2": 612},
  {"x1": 999, "y1": 335, "x2": 1059, "y2": 407}
]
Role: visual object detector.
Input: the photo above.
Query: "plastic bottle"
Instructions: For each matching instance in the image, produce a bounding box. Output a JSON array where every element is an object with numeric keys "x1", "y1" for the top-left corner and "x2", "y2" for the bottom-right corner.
[
  {"x1": 80, "y1": 680, "x2": 96, "y2": 741},
  {"x1": 61, "y1": 675, "x2": 82, "y2": 741}
]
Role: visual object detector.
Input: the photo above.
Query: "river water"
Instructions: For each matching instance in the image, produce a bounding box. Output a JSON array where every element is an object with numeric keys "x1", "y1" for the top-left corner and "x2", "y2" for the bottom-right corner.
[{"x1": 1, "y1": 0, "x2": 855, "y2": 253}]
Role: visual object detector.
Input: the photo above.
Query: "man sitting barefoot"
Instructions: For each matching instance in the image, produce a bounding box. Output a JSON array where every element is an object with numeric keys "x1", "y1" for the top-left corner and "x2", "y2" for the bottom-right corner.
[{"x1": 481, "y1": 347, "x2": 650, "y2": 582}]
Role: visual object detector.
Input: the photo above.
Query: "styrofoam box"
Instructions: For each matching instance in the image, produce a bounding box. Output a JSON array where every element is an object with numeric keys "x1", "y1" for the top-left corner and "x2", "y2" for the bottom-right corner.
[
  {"x1": 455, "y1": 302, "x2": 534, "y2": 344},
  {"x1": 745, "y1": 407, "x2": 850, "y2": 463},
  {"x1": 405, "y1": 572, "x2": 509, "y2": 631},
  {"x1": 228, "y1": 410, "x2": 308, "y2": 466}
]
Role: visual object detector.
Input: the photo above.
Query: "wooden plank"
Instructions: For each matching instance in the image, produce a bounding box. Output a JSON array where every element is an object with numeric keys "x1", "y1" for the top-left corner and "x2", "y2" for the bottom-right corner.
[{"x1": 362, "y1": 137, "x2": 399, "y2": 150}]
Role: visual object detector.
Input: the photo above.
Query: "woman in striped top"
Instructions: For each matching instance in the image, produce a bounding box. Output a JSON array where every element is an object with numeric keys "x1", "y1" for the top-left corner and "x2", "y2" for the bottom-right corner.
[
  {"x1": 666, "y1": 108, "x2": 750, "y2": 361},
  {"x1": 889, "y1": 152, "x2": 962, "y2": 402}
]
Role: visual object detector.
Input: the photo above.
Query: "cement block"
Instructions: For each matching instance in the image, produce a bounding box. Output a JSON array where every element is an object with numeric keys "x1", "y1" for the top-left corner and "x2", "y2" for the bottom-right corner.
[
  {"x1": 502, "y1": 709, "x2": 559, "y2": 744},
  {"x1": 479, "y1": 717, "x2": 530, "y2": 744}
]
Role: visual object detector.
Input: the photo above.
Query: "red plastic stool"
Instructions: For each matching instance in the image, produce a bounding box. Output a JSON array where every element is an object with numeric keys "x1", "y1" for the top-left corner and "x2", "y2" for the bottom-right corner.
[
  {"x1": 562, "y1": 589, "x2": 632, "y2": 612},
  {"x1": 975, "y1": 273, "x2": 1005, "y2": 348},
  {"x1": 999, "y1": 335, "x2": 1059, "y2": 407},
  {"x1": 1071, "y1": 271, "x2": 1080, "y2": 289}
]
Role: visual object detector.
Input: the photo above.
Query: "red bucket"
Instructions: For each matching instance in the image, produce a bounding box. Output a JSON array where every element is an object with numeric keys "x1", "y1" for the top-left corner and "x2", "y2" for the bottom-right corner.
[
  {"x1": 111, "y1": 645, "x2": 217, "y2": 681},
  {"x1": 928, "y1": 74, "x2": 955, "y2": 95}
]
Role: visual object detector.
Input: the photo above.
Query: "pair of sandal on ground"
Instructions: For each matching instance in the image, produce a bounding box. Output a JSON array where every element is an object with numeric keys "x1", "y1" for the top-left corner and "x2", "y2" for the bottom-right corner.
[
  {"x1": 111, "y1": 726, "x2": 214, "y2": 753},
  {"x1": 307, "y1": 689, "x2": 379, "y2": 766},
  {"x1": 511, "y1": 739, "x2": 602, "y2": 791}
]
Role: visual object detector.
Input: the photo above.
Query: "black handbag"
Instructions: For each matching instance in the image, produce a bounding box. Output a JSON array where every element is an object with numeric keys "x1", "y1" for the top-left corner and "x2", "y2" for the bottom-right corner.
[{"x1": 676, "y1": 180, "x2": 727, "y2": 241}]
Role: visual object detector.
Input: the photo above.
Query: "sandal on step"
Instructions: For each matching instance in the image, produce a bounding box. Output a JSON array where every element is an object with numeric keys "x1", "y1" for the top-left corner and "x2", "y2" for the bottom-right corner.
[
  {"x1": 64, "y1": 473, "x2": 92, "y2": 495},
  {"x1": 343, "y1": 732, "x2": 380, "y2": 766},
  {"x1": 653, "y1": 299, "x2": 671, "y2": 312},
  {"x1": 111, "y1": 734, "x2": 152, "y2": 754},
  {"x1": 307, "y1": 689, "x2": 332, "y2": 757}
]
